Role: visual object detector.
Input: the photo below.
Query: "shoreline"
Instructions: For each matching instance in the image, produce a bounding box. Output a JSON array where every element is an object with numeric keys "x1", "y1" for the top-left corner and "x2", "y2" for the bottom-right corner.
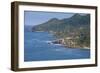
[
  {"x1": 50, "y1": 38, "x2": 90, "y2": 50},
  {"x1": 32, "y1": 31, "x2": 90, "y2": 49},
  {"x1": 61, "y1": 44, "x2": 90, "y2": 49}
]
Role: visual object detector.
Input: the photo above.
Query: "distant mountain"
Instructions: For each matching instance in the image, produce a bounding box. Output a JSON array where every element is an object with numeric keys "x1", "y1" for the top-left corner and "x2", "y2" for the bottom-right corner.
[
  {"x1": 24, "y1": 25, "x2": 33, "y2": 32},
  {"x1": 31, "y1": 14, "x2": 90, "y2": 48}
]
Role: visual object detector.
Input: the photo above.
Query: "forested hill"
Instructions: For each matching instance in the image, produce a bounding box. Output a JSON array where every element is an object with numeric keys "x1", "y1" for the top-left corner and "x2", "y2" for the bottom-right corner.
[
  {"x1": 32, "y1": 14, "x2": 90, "y2": 32},
  {"x1": 32, "y1": 14, "x2": 90, "y2": 48}
]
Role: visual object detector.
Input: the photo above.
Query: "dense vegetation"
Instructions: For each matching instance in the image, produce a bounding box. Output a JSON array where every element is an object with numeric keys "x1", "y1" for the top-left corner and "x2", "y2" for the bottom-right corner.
[{"x1": 32, "y1": 14, "x2": 90, "y2": 48}]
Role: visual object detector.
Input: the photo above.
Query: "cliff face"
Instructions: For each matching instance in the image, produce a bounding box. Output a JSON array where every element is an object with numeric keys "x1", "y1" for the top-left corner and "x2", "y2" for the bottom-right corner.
[{"x1": 32, "y1": 14, "x2": 90, "y2": 49}]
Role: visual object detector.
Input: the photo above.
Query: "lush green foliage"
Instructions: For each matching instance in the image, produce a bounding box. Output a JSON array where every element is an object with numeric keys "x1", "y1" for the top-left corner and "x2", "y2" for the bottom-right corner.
[{"x1": 32, "y1": 14, "x2": 90, "y2": 48}]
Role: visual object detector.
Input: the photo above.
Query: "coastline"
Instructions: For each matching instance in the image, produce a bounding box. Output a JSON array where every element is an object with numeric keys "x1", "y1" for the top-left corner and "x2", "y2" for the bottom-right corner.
[{"x1": 32, "y1": 31, "x2": 90, "y2": 49}]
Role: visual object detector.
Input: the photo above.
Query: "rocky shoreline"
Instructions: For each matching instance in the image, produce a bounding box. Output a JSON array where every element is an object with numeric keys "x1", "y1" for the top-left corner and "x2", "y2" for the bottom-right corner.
[
  {"x1": 50, "y1": 38, "x2": 90, "y2": 49},
  {"x1": 32, "y1": 31, "x2": 90, "y2": 49}
]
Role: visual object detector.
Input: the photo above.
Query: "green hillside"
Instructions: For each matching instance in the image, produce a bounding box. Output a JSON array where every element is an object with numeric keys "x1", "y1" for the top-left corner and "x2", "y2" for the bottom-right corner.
[{"x1": 32, "y1": 14, "x2": 90, "y2": 49}]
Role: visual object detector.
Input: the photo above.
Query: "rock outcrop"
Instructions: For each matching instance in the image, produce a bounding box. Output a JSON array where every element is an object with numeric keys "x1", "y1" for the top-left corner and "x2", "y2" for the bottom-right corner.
[{"x1": 52, "y1": 39, "x2": 65, "y2": 45}]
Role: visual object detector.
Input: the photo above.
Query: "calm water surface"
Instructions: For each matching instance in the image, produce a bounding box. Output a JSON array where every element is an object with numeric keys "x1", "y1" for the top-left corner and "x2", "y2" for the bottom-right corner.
[{"x1": 24, "y1": 31, "x2": 90, "y2": 61}]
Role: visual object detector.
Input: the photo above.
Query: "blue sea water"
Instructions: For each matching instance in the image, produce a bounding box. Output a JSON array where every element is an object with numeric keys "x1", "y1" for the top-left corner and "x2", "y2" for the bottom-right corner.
[{"x1": 24, "y1": 31, "x2": 90, "y2": 61}]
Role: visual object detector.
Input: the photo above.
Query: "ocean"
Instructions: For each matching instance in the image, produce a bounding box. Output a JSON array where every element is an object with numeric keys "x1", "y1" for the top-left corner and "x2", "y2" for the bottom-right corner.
[{"x1": 24, "y1": 31, "x2": 90, "y2": 61}]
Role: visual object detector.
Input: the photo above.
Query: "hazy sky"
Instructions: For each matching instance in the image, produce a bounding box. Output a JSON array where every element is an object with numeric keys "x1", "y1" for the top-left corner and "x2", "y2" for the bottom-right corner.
[{"x1": 24, "y1": 11, "x2": 75, "y2": 26}]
